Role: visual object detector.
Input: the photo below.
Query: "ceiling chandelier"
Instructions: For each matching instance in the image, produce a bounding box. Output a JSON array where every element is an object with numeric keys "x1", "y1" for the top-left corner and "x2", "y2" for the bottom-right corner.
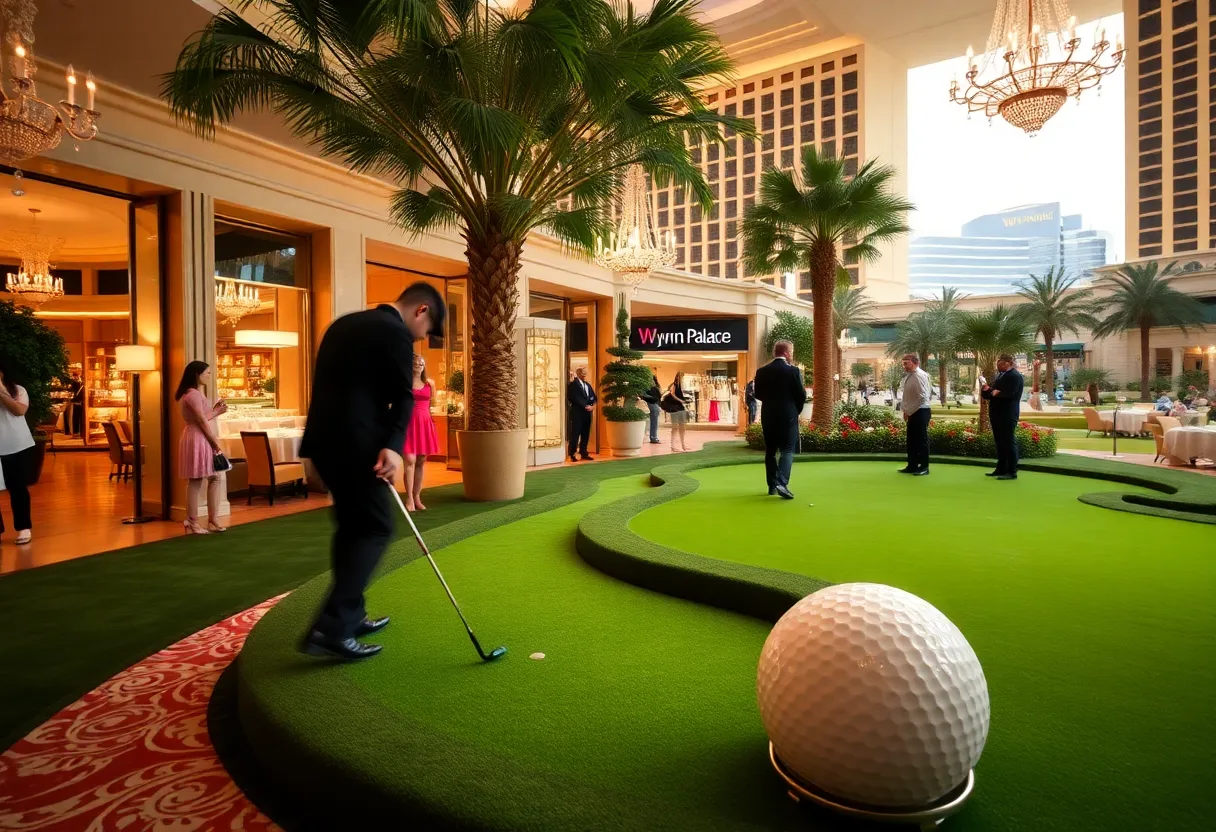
[
  {"x1": 949, "y1": 0, "x2": 1123, "y2": 135},
  {"x1": 4, "y1": 207, "x2": 63, "y2": 307},
  {"x1": 0, "y1": 0, "x2": 100, "y2": 166},
  {"x1": 594, "y1": 164, "x2": 676, "y2": 288},
  {"x1": 215, "y1": 278, "x2": 261, "y2": 324}
]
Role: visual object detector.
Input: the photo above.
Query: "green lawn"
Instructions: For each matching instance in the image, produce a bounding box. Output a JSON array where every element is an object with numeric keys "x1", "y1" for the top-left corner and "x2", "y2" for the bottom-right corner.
[{"x1": 237, "y1": 459, "x2": 1215, "y2": 831}]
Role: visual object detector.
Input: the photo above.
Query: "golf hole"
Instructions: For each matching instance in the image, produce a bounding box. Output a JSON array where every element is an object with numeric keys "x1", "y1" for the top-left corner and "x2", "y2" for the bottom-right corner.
[{"x1": 530, "y1": 652, "x2": 545, "y2": 661}]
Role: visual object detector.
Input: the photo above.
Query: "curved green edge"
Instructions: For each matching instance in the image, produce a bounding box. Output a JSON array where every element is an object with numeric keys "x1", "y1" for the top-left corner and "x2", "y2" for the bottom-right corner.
[{"x1": 234, "y1": 448, "x2": 1216, "y2": 829}]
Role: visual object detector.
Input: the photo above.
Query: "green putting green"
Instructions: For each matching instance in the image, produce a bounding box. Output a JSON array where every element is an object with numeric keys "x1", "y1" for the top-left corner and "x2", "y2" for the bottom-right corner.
[{"x1": 632, "y1": 463, "x2": 1216, "y2": 831}]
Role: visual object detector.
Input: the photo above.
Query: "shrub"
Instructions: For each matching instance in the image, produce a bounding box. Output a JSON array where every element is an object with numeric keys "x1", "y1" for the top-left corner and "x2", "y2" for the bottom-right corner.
[
  {"x1": 0, "y1": 299, "x2": 70, "y2": 430},
  {"x1": 832, "y1": 400, "x2": 897, "y2": 427},
  {"x1": 1176, "y1": 370, "x2": 1209, "y2": 400},
  {"x1": 600, "y1": 305, "x2": 650, "y2": 422},
  {"x1": 1125, "y1": 376, "x2": 1172, "y2": 397},
  {"x1": 446, "y1": 369, "x2": 465, "y2": 396},
  {"x1": 746, "y1": 415, "x2": 1056, "y2": 459},
  {"x1": 763, "y1": 311, "x2": 814, "y2": 368}
]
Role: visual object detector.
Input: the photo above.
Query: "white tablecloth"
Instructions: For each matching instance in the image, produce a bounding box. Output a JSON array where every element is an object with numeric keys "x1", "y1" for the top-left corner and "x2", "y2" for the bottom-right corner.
[
  {"x1": 1098, "y1": 410, "x2": 1149, "y2": 434},
  {"x1": 219, "y1": 415, "x2": 307, "y2": 435},
  {"x1": 1163, "y1": 426, "x2": 1216, "y2": 462},
  {"x1": 1178, "y1": 411, "x2": 1210, "y2": 427},
  {"x1": 220, "y1": 428, "x2": 305, "y2": 463}
]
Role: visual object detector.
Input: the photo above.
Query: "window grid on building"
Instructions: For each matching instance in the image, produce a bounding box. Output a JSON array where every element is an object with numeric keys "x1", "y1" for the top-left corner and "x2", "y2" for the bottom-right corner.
[{"x1": 649, "y1": 47, "x2": 864, "y2": 298}]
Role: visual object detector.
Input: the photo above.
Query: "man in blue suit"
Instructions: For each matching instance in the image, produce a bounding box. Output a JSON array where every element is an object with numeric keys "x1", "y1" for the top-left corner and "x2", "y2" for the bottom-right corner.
[{"x1": 981, "y1": 354, "x2": 1025, "y2": 480}]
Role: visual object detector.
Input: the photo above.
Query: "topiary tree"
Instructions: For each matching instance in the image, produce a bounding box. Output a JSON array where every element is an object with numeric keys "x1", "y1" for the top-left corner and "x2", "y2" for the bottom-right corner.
[
  {"x1": 601, "y1": 304, "x2": 650, "y2": 422},
  {"x1": 850, "y1": 361, "x2": 873, "y2": 382},
  {"x1": 763, "y1": 311, "x2": 814, "y2": 370},
  {"x1": 446, "y1": 369, "x2": 465, "y2": 396},
  {"x1": 0, "y1": 299, "x2": 70, "y2": 431}
]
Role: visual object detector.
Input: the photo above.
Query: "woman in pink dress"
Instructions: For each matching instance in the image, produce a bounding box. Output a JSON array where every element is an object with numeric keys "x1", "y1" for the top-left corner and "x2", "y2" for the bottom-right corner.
[
  {"x1": 175, "y1": 361, "x2": 228, "y2": 534},
  {"x1": 402, "y1": 354, "x2": 440, "y2": 511}
]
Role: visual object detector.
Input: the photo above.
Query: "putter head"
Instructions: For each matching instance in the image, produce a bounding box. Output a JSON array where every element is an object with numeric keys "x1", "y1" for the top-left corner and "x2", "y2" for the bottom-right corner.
[{"x1": 485, "y1": 646, "x2": 508, "y2": 661}]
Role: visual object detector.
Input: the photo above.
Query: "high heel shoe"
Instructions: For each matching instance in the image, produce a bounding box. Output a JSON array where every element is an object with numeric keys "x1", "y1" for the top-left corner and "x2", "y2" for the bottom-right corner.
[
  {"x1": 184, "y1": 519, "x2": 210, "y2": 535},
  {"x1": 207, "y1": 521, "x2": 227, "y2": 533},
  {"x1": 413, "y1": 499, "x2": 427, "y2": 511}
]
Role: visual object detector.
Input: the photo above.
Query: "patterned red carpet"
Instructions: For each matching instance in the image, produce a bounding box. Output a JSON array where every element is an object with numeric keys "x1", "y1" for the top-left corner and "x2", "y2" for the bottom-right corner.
[{"x1": 0, "y1": 598, "x2": 283, "y2": 831}]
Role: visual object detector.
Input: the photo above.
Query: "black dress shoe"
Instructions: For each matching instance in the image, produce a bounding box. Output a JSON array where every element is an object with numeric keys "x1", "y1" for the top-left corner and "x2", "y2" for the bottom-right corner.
[
  {"x1": 775, "y1": 485, "x2": 795, "y2": 500},
  {"x1": 580, "y1": 455, "x2": 595, "y2": 461},
  {"x1": 912, "y1": 469, "x2": 930, "y2": 476},
  {"x1": 768, "y1": 487, "x2": 777, "y2": 496},
  {"x1": 568, "y1": 455, "x2": 579, "y2": 462},
  {"x1": 996, "y1": 473, "x2": 1017, "y2": 480},
  {"x1": 985, "y1": 471, "x2": 1001, "y2": 477},
  {"x1": 299, "y1": 631, "x2": 383, "y2": 661},
  {"x1": 356, "y1": 616, "x2": 390, "y2": 636},
  {"x1": 898, "y1": 467, "x2": 916, "y2": 474}
]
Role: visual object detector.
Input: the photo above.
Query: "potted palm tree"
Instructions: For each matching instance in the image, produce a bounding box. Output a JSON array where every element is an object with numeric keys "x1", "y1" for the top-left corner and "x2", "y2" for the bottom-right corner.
[
  {"x1": 952, "y1": 305, "x2": 1034, "y2": 431},
  {"x1": 742, "y1": 147, "x2": 912, "y2": 427},
  {"x1": 164, "y1": 0, "x2": 744, "y2": 500},
  {"x1": 600, "y1": 305, "x2": 650, "y2": 456},
  {"x1": 0, "y1": 300, "x2": 70, "y2": 484},
  {"x1": 1091, "y1": 261, "x2": 1207, "y2": 402}
]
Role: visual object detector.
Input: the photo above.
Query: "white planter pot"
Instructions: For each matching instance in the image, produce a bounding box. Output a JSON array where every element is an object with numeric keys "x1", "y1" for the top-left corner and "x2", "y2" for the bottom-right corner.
[
  {"x1": 456, "y1": 429, "x2": 529, "y2": 501},
  {"x1": 606, "y1": 420, "x2": 646, "y2": 457}
]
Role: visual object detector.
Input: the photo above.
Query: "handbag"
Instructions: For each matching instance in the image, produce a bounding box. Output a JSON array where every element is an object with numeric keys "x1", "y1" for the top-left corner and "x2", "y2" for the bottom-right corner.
[
  {"x1": 660, "y1": 392, "x2": 686, "y2": 413},
  {"x1": 213, "y1": 452, "x2": 233, "y2": 473}
]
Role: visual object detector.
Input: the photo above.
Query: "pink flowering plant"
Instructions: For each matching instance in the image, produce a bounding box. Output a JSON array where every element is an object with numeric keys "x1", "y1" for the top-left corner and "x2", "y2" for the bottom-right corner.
[{"x1": 746, "y1": 417, "x2": 1056, "y2": 458}]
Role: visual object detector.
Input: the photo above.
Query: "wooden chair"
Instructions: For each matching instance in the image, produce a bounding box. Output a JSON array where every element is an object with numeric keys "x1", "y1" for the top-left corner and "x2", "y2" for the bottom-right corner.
[
  {"x1": 117, "y1": 420, "x2": 133, "y2": 445},
  {"x1": 1145, "y1": 411, "x2": 1161, "y2": 426},
  {"x1": 101, "y1": 421, "x2": 136, "y2": 481},
  {"x1": 1146, "y1": 422, "x2": 1165, "y2": 463},
  {"x1": 1157, "y1": 415, "x2": 1182, "y2": 433},
  {"x1": 1083, "y1": 408, "x2": 1113, "y2": 437},
  {"x1": 240, "y1": 431, "x2": 306, "y2": 505}
]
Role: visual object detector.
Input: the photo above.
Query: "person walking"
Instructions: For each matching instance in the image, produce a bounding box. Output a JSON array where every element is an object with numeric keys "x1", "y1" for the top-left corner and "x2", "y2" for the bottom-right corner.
[
  {"x1": 299, "y1": 282, "x2": 446, "y2": 662},
  {"x1": 642, "y1": 370, "x2": 662, "y2": 444},
  {"x1": 0, "y1": 357, "x2": 36, "y2": 545},
  {"x1": 981, "y1": 353, "x2": 1024, "y2": 480},
  {"x1": 566, "y1": 366, "x2": 597, "y2": 462},
  {"x1": 402, "y1": 354, "x2": 440, "y2": 511},
  {"x1": 175, "y1": 361, "x2": 229, "y2": 534},
  {"x1": 745, "y1": 377, "x2": 758, "y2": 424},
  {"x1": 754, "y1": 341, "x2": 806, "y2": 499},
  {"x1": 661, "y1": 372, "x2": 692, "y2": 452},
  {"x1": 898, "y1": 353, "x2": 932, "y2": 476}
]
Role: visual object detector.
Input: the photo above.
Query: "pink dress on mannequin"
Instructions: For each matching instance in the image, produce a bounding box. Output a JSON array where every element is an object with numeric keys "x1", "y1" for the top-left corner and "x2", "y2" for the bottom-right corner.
[
  {"x1": 403, "y1": 384, "x2": 440, "y2": 456},
  {"x1": 178, "y1": 388, "x2": 216, "y2": 478}
]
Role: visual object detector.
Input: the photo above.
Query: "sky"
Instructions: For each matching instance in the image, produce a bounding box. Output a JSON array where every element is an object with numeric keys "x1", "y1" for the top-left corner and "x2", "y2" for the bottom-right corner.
[{"x1": 907, "y1": 14, "x2": 1126, "y2": 263}]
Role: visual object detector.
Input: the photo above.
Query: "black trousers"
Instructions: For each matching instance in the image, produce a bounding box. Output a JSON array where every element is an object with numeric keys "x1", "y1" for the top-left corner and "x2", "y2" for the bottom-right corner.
[
  {"x1": 763, "y1": 418, "x2": 798, "y2": 489},
  {"x1": 991, "y1": 415, "x2": 1019, "y2": 474},
  {"x1": 0, "y1": 447, "x2": 33, "y2": 533},
  {"x1": 309, "y1": 456, "x2": 395, "y2": 640},
  {"x1": 905, "y1": 407, "x2": 931, "y2": 471},
  {"x1": 568, "y1": 410, "x2": 591, "y2": 458}
]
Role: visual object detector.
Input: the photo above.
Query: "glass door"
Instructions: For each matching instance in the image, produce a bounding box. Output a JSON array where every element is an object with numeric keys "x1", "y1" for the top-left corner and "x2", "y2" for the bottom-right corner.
[
  {"x1": 129, "y1": 198, "x2": 166, "y2": 518},
  {"x1": 445, "y1": 279, "x2": 468, "y2": 470}
]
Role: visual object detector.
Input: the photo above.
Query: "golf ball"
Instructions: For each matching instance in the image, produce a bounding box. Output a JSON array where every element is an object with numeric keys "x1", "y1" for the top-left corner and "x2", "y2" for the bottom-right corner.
[
  {"x1": 529, "y1": 652, "x2": 545, "y2": 661},
  {"x1": 756, "y1": 583, "x2": 989, "y2": 807}
]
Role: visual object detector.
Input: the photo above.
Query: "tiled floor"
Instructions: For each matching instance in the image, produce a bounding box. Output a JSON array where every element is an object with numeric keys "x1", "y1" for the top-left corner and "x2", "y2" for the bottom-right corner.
[
  {"x1": 1059, "y1": 448, "x2": 1216, "y2": 477},
  {"x1": 0, "y1": 426, "x2": 743, "y2": 574}
]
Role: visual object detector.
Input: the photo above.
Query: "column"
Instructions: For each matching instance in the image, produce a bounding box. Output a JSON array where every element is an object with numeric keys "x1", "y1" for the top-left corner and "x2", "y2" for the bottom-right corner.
[
  {"x1": 592, "y1": 289, "x2": 622, "y2": 453},
  {"x1": 1171, "y1": 347, "x2": 1184, "y2": 383}
]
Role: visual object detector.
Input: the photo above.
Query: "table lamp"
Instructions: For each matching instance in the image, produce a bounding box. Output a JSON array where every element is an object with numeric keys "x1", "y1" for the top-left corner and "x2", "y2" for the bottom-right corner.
[{"x1": 114, "y1": 344, "x2": 156, "y2": 524}]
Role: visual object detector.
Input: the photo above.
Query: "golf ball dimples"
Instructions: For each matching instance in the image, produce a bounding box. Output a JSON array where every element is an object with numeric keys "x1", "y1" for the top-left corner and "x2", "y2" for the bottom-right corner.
[{"x1": 756, "y1": 583, "x2": 989, "y2": 807}]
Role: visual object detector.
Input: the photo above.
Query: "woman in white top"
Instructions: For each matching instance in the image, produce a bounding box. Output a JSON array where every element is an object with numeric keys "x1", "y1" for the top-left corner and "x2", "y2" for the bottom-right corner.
[{"x1": 0, "y1": 358, "x2": 36, "y2": 545}]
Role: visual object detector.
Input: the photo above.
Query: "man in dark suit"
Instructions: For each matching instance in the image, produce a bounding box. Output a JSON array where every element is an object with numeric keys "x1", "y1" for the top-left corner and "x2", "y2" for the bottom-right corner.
[
  {"x1": 298, "y1": 282, "x2": 446, "y2": 661},
  {"x1": 753, "y1": 340, "x2": 807, "y2": 499},
  {"x1": 981, "y1": 353, "x2": 1024, "y2": 480},
  {"x1": 567, "y1": 366, "x2": 596, "y2": 461}
]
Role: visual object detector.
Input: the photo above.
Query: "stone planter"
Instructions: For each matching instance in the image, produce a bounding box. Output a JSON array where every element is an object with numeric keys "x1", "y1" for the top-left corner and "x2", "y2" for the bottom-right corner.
[
  {"x1": 605, "y1": 419, "x2": 645, "y2": 457},
  {"x1": 457, "y1": 429, "x2": 528, "y2": 502}
]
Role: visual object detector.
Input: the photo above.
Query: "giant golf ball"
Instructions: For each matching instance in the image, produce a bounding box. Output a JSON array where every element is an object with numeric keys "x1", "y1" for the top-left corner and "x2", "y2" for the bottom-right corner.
[{"x1": 756, "y1": 583, "x2": 989, "y2": 807}]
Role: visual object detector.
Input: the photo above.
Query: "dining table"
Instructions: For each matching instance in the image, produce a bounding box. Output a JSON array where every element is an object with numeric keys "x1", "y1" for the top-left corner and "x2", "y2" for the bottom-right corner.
[
  {"x1": 1098, "y1": 409, "x2": 1150, "y2": 435},
  {"x1": 1162, "y1": 425, "x2": 1216, "y2": 465},
  {"x1": 219, "y1": 428, "x2": 306, "y2": 464}
]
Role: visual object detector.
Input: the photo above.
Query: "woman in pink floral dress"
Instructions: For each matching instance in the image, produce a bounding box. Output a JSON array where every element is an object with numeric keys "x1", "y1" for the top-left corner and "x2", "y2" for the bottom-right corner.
[
  {"x1": 176, "y1": 361, "x2": 228, "y2": 534},
  {"x1": 402, "y1": 354, "x2": 440, "y2": 511}
]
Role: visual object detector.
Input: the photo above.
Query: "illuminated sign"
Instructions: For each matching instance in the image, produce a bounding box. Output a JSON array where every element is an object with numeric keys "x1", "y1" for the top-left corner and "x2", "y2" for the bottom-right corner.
[{"x1": 630, "y1": 318, "x2": 750, "y2": 351}]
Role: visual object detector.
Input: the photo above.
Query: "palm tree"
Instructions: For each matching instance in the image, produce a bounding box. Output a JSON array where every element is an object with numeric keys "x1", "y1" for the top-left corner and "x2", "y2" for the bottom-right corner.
[
  {"x1": 162, "y1": 0, "x2": 744, "y2": 445},
  {"x1": 1015, "y1": 268, "x2": 1096, "y2": 401},
  {"x1": 887, "y1": 311, "x2": 947, "y2": 375},
  {"x1": 832, "y1": 284, "x2": 876, "y2": 402},
  {"x1": 742, "y1": 147, "x2": 912, "y2": 427},
  {"x1": 923, "y1": 287, "x2": 966, "y2": 405},
  {"x1": 953, "y1": 305, "x2": 1035, "y2": 431},
  {"x1": 1091, "y1": 261, "x2": 1207, "y2": 401}
]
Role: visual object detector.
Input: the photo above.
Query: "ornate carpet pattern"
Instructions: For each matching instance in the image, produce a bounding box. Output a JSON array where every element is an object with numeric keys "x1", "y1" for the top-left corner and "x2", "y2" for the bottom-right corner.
[{"x1": 0, "y1": 598, "x2": 283, "y2": 831}]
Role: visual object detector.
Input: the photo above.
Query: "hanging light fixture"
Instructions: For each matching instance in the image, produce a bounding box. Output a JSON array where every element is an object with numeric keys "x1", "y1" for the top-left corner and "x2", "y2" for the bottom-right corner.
[
  {"x1": 594, "y1": 164, "x2": 676, "y2": 289},
  {"x1": 4, "y1": 207, "x2": 63, "y2": 308},
  {"x1": 215, "y1": 278, "x2": 262, "y2": 324},
  {"x1": 949, "y1": 0, "x2": 1123, "y2": 135},
  {"x1": 0, "y1": 0, "x2": 101, "y2": 166}
]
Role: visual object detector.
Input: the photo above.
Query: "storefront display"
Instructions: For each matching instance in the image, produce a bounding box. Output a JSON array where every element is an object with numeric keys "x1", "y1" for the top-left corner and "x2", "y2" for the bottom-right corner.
[
  {"x1": 633, "y1": 317, "x2": 749, "y2": 431},
  {"x1": 518, "y1": 319, "x2": 566, "y2": 466},
  {"x1": 216, "y1": 348, "x2": 276, "y2": 406}
]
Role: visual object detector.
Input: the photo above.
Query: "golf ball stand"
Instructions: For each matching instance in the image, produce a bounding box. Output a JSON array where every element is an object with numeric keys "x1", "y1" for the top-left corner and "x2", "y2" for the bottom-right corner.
[{"x1": 769, "y1": 743, "x2": 975, "y2": 830}]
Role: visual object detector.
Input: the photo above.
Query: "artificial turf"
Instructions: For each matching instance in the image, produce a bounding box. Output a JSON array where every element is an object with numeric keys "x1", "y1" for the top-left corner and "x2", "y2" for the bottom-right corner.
[
  {"x1": 237, "y1": 458, "x2": 1215, "y2": 831},
  {"x1": 631, "y1": 463, "x2": 1216, "y2": 832}
]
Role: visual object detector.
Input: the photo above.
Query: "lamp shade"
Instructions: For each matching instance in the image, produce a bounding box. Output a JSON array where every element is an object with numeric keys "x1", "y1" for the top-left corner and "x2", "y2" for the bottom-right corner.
[
  {"x1": 114, "y1": 344, "x2": 156, "y2": 372},
  {"x1": 235, "y1": 329, "x2": 299, "y2": 349}
]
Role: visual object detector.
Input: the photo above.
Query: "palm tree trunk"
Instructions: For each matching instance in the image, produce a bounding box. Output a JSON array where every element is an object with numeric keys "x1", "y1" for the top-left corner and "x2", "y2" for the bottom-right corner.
[
  {"x1": 835, "y1": 345, "x2": 843, "y2": 403},
  {"x1": 937, "y1": 358, "x2": 948, "y2": 407},
  {"x1": 978, "y1": 359, "x2": 993, "y2": 432},
  {"x1": 1139, "y1": 326, "x2": 1151, "y2": 402},
  {"x1": 1044, "y1": 333, "x2": 1055, "y2": 408},
  {"x1": 465, "y1": 228, "x2": 522, "y2": 432},
  {"x1": 810, "y1": 243, "x2": 836, "y2": 428}
]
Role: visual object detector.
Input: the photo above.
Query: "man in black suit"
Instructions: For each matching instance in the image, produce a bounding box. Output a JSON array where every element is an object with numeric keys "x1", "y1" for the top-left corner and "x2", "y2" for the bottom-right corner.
[
  {"x1": 298, "y1": 283, "x2": 446, "y2": 661},
  {"x1": 753, "y1": 340, "x2": 807, "y2": 499},
  {"x1": 982, "y1": 353, "x2": 1024, "y2": 480},
  {"x1": 567, "y1": 366, "x2": 597, "y2": 461}
]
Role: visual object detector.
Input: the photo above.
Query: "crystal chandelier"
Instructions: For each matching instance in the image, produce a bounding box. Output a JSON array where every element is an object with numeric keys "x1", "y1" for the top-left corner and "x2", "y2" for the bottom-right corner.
[
  {"x1": 4, "y1": 207, "x2": 63, "y2": 307},
  {"x1": 948, "y1": 0, "x2": 1123, "y2": 135},
  {"x1": 0, "y1": 0, "x2": 100, "y2": 166},
  {"x1": 594, "y1": 164, "x2": 676, "y2": 288},
  {"x1": 215, "y1": 278, "x2": 261, "y2": 324},
  {"x1": 837, "y1": 329, "x2": 858, "y2": 351}
]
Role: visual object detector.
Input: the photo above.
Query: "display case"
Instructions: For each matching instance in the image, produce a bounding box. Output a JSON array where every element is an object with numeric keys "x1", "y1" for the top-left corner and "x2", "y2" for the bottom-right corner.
[
  {"x1": 217, "y1": 348, "x2": 276, "y2": 408},
  {"x1": 515, "y1": 317, "x2": 567, "y2": 467},
  {"x1": 86, "y1": 351, "x2": 130, "y2": 446}
]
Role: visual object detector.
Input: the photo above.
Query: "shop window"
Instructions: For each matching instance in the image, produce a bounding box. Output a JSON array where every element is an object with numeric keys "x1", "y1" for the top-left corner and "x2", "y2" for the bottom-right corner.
[
  {"x1": 97, "y1": 269, "x2": 129, "y2": 295},
  {"x1": 215, "y1": 220, "x2": 307, "y2": 288}
]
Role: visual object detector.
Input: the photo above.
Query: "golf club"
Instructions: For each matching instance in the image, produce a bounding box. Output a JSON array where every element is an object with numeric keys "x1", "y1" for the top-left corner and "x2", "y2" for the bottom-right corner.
[{"x1": 386, "y1": 483, "x2": 507, "y2": 662}]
